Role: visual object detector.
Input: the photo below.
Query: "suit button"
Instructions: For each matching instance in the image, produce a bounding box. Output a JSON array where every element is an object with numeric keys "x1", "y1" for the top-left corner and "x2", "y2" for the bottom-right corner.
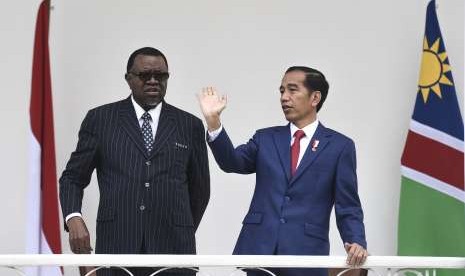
[
  {"x1": 280, "y1": 218, "x2": 286, "y2": 224},
  {"x1": 145, "y1": 182, "x2": 150, "y2": 188},
  {"x1": 284, "y1": 196, "x2": 291, "y2": 202},
  {"x1": 145, "y1": 161, "x2": 151, "y2": 166},
  {"x1": 139, "y1": 205, "x2": 146, "y2": 211}
]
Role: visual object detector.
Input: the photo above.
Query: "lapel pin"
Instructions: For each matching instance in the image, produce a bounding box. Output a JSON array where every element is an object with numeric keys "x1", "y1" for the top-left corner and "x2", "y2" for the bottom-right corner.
[{"x1": 311, "y1": 139, "x2": 319, "y2": 152}]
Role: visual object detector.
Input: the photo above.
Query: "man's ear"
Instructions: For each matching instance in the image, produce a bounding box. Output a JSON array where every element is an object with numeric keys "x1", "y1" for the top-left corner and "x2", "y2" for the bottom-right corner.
[{"x1": 311, "y1": 91, "x2": 321, "y2": 107}]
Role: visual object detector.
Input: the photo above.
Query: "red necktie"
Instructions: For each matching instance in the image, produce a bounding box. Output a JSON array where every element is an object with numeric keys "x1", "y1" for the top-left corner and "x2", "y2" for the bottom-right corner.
[{"x1": 291, "y1": 130, "x2": 306, "y2": 176}]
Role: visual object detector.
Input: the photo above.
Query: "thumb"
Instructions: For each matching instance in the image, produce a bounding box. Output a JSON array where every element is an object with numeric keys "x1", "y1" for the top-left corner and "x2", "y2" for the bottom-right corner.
[{"x1": 344, "y1": 242, "x2": 351, "y2": 252}]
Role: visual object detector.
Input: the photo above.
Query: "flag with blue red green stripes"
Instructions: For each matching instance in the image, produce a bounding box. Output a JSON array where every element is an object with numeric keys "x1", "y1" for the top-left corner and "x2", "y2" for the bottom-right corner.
[{"x1": 398, "y1": 1, "x2": 465, "y2": 274}]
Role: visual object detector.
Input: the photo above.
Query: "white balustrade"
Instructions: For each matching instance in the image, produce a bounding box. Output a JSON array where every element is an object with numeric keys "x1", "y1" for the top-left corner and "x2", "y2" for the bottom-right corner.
[{"x1": 0, "y1": 255, "x2": 463, "y2": 276}]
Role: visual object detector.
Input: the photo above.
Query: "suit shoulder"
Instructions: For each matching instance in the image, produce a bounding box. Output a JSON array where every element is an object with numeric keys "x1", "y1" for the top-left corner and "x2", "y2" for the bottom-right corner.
[
  {"x1": 255, "y1": 125, "x2": 287, "y2": 135},
  {"x1": 323, "y1": 126, "x2": 354, "y2": 145},
  {"x1": 165, "y1": 103, "x2": 203, "y2": 124},
  {"x1": 88, "y1": 99, "x2": 126, "y2": 114}
]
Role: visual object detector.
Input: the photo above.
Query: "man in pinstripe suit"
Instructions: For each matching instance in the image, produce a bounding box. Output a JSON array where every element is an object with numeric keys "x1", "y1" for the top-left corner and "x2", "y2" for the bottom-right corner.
[{"x1": 59, "y1": 47, "x2": 210, "y2": 276}]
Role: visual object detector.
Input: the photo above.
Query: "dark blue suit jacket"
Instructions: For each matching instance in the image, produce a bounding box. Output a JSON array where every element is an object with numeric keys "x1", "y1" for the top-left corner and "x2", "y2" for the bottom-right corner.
[{"x1": 208, "y1": 123, "x2": 366, "y2": 257}]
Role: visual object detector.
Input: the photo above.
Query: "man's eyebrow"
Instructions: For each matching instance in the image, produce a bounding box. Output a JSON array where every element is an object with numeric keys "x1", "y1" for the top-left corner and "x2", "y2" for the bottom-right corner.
[{"x1": 141, "y1": 69, "x2": 166, "y2": 72}]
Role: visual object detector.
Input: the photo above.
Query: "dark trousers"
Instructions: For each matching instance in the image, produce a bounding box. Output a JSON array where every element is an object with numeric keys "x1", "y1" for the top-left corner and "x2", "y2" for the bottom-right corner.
[
  {"x1": 244, "y1": 246, "x2": 327, "y2": 276},
  {"x1": 96, "y1": 238, "x2": 195, "y2": 276}
]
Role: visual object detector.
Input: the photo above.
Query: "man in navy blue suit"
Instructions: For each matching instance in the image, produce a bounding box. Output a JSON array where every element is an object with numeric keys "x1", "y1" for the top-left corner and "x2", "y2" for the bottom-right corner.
[{"x1": 198, "y1": 66, "x2": 367, "y2": 276}]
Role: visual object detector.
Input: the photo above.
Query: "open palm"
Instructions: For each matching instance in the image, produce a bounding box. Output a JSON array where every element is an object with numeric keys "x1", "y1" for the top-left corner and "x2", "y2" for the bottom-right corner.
[{"x1": 198, "y1": 87, "x2": 227, "y2": 117}]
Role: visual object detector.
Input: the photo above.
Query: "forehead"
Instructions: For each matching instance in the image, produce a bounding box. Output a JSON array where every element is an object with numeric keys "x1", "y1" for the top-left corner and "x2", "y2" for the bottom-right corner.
[
  {"x1": 281, "y1": 70, "x2": 306, "y2": 86},
  {"x1": 132, "y1": 55, "x2": 167, "y2": 71}
]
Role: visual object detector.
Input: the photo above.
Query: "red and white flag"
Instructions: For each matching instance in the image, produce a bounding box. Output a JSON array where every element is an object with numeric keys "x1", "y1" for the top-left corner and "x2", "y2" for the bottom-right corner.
[{"x1": 26, "y1": 1, "x2": 62, "y2": 275}]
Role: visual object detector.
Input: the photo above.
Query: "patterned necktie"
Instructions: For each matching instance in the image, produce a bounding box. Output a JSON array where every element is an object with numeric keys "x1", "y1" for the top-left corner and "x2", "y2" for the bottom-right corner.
[
  {"x1": 141, "y1": 112, "x2": 154, "y2": 152},
  {"x1": 291, "y1": 130, "x2": 306, "y2": 176}
]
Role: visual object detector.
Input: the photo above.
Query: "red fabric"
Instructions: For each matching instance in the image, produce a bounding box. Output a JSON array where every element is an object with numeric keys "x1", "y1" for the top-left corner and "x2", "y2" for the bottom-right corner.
[
  {"x1": 30, "y1": 0, "x2": 62, "y2": 257},
  {"x1": 402, "y1": 130, "x2": 464, "y2": 190},
  {"x1": 291, "y1": 130, "x2": 306, "y2": 176}
]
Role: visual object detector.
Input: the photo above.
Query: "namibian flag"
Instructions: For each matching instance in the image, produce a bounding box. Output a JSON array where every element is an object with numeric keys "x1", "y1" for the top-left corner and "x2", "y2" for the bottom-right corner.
[{"x1": 398, "y1": 0, "x2": 465, "y2": 275}]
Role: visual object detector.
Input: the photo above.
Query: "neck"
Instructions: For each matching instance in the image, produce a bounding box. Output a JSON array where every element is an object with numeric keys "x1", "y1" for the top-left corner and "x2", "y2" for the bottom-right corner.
[
  {"x1": 142, "y1": 105, "x2": 155, "y2": 112},
  {"x1": 136, "y1": 100, "x2": 160, "y2": 112},
  {"x1": 293, "y1": 117, "x2": 317, "y2": 129}
]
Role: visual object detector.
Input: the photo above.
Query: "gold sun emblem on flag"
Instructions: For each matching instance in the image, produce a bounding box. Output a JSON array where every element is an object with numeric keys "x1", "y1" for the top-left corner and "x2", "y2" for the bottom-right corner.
[{"x1": 418, "y1": 36, "x2": 453, "y2": 103}]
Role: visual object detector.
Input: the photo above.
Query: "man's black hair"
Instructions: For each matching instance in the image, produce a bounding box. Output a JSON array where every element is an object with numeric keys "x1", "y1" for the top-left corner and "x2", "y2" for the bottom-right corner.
[{"x1": 126, "y1": 47, "x2": 168, "y2": 73}]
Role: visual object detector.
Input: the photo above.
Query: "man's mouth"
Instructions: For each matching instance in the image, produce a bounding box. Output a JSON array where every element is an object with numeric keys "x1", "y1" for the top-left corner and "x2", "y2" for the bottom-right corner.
[
  {"x1": 282, "y1": 105, "x2": 292, "y2": 112},
  {"x1": 144, "y1": 87, "x2": 161, "y2": 94}
]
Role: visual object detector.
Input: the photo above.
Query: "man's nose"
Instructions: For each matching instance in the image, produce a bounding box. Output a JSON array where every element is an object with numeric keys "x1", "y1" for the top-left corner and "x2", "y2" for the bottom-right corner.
[
  {"x1": 281, "y1": 92, "x2": 290, "y2": 102},
  {"x1": 147, "y1": 76, "x2": 158, "y2": 83}
]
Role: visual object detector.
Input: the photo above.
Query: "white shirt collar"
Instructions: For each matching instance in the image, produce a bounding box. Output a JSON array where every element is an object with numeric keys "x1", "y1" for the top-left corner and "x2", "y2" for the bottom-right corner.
[
  {"x1": 290, "y1": 119, "x2": 319, "y2": 139},
  {"x1": 131, "y1": 95, "x2": 162, "y2": 122}
]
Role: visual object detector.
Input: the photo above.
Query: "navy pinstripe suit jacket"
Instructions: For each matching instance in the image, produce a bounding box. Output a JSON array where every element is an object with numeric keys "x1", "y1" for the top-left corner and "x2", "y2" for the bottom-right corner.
[{"x1": 59, "y1": 97, "x2": 210, "y2": 254}]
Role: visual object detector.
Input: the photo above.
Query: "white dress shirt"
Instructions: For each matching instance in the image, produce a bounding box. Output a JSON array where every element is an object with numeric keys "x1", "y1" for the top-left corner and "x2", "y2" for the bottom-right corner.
[
  {"x1": 65, "y1": 96, "x2": 163, "y2": 224},
  {"x1": 131, "y1": 96, "x2": 162, "y2": 140},
  {"x1": 289, "y1": 120, "x2": 319, "y2": 167},
  {"x1": 207, "y1": 119, "x2": 319, "y2": 168}
]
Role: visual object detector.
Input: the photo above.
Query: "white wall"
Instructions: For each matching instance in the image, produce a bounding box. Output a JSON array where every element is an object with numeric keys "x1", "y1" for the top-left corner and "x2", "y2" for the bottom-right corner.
[{"x1": 0, "y1": 0, "x2": 463, "y2": 275}]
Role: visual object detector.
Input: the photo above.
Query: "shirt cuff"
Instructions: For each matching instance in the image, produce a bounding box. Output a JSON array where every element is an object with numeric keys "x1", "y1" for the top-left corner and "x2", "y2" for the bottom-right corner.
[
  {"x1": 65, "y1": 212, "x2": 82, "y2": 223},
  {"x1": 207, "y1": 125, "x2": 223, "y2": 142}
]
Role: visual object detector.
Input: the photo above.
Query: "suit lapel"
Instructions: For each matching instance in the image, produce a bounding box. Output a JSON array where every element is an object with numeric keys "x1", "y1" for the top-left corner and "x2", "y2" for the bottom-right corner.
[
  {"x1": 119, "y1": 97, "x2": 149, "y2": 158},
  {"x1": 148, "y1": 102, "x2": 176, "y2": 159},
  {"x1": 290, "y1": 123, "x2": 331, "y2": 185},
  {"x1": 272, "y1": 125, "x2": 292, "y2": 183}
]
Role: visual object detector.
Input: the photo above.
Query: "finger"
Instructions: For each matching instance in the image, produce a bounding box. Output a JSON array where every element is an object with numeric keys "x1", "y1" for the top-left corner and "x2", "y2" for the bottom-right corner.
[
  {"x1": 353, "y1": 246, "x2": 364, "y2": 266},
  {"x1": 70, "y1": 233, "x2": 81, "y2": 254},
  {"x1": 86, "y1": 238, "x2": 92, "y2": 252},
  {"x1": 353, "y1": 246, "x2": 363, "y2": 266},
  {"x1": 344, "y1": 242, "x2": 350, "y2": 252},
  {"x1": 344, "y1": 243, "x2": 352, "y2": 264},
  {"x1": 211, "y1": 87, "x2": 217, "y2": 96},
  {"x1": 74, "y1": 239, "x2": 84, "y2": 254},
  {"x1": 80, "y1": 228, "x2": 91, "y2": 251},
  {"x1": 69, "y1": 238, "x2": 78, "y2": 253},
  {"x1": 347, "y1": 244, "x2": 357, "y2": 265},
  {"x1": 81, "y1": 236, "x2": 91, "y2": 254},
  {"x1": 360, "y1": 250, "x2": 368, "y2": 265},
  {"x1": 81, "y1": 247, "x2": 92, "y2": 254},
  {"x1": 72, "y1": 244, "x2": 81, "y2": 254},
  {"x1": 75, "y1": 231, "x2": 90, "y2": 254}
]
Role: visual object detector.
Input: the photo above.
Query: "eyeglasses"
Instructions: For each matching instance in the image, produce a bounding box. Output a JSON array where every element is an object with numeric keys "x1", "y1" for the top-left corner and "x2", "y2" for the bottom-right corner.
[{"x1": 128, "y1": 71, "x2": 170, "y2": 82}]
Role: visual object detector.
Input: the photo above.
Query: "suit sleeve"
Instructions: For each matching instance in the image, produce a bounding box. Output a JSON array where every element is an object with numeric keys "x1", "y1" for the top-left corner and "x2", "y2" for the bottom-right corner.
[
  {"x1": 59, "y1": 110, "x2": 99, "y2": 230},
  {"x1": 334, "y1": 139, "x2": 367, "y2": 249},
  {"x1": 207, "y1": 127, "x2": 258, "y2": 174},
  {"x1": 188, "y1": 119, "x2": 211, "y2": 231}
]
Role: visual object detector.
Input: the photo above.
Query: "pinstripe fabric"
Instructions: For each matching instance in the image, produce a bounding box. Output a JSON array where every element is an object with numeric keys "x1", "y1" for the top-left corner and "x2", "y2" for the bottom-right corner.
[{"x1": 59, "y1": 97, "x2": 210, "y2": 263}]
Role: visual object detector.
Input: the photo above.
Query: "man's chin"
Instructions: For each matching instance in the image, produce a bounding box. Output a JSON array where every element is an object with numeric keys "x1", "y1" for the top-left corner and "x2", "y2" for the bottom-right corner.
[
  {"x1": 284, "y1": 114, "x2": 294, "y2": 123},
  {"x1": 146, "y1": 101, "x2": 161, "y2": 108},
  {"x1": 141, "y1": 98, "x2": 163, "y2": 110}
]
